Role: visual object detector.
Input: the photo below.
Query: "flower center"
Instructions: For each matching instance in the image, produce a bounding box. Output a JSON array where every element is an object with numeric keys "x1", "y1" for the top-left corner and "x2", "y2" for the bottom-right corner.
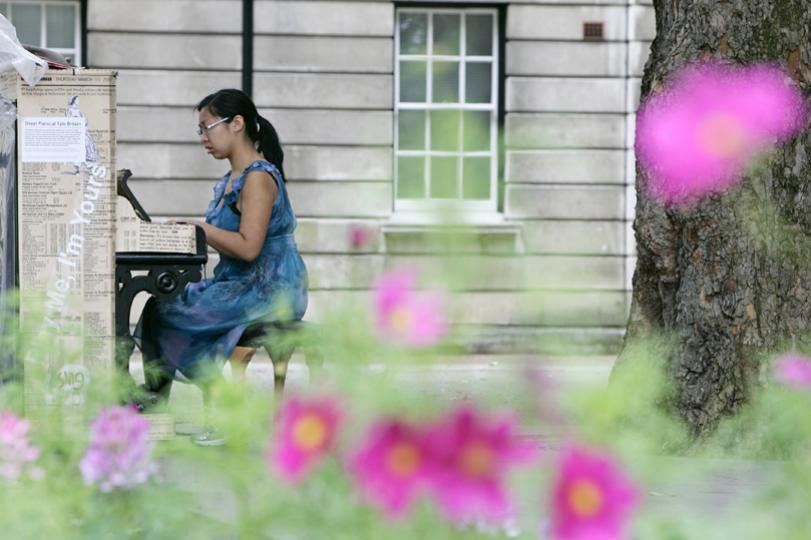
[
  {"x1": 568, "y1": 479, "x2": 604, "y2": 518},
  {"x1": 291, "y1": 414, "x2": 328, "y2": 452},
  {"x1": 459, "y1": 441, "x2": 494, "y2": 478},
  {"x1": 386, "y1": 442, "x2": 421, "y2": 477},
  {"x1": 697, "y1": 113, "x2": 749, "y2": 159},
  {"x1": 389, "y1": 307, "x2": 413, "y2": 333}
]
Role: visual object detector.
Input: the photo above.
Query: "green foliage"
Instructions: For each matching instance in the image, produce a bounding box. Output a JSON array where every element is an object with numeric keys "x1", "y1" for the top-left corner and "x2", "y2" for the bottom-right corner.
[
  {"x1": 568, "y1": 336, "x2": 689, "y2": 456},
  {"x1": 2, "y1": 252, "x2": 811, "y2": 539}
]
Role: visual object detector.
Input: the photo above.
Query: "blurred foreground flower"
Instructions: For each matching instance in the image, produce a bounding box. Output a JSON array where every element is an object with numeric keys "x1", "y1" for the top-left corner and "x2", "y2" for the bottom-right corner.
[
  {"x1": 268, "y1": 396, "x2": 342, "y2": 482},
  {"x1": 349, "y1": 225, "x2": 375, "y2": 250},
  {"x1": 527, "y1": 366, "x2": 567, "y2": 428},
  {"x1": 773, "y1": 353, "x2": 811, "y2": 390},
  {"x1": 636, "y1": 62, "x2": 807, "y2": 205},
  {"x1": 550, "y1": 445, "x2": 638, "y2": 540},
  {"x1": 426, "y1": 406, "x2": 537, "y2": 525},
  {"x1": 373, "y1": 269, "x2": 447, "y2": 347},
  {"x1": 80, "y1": 406, "x2": 157, "y2": 492},
  {"x1": 350, "y1": 419, "x2": 432, "y2": 519},
  {"x1": 0, "y1": 411, "x2": 43, "y2": 481}
]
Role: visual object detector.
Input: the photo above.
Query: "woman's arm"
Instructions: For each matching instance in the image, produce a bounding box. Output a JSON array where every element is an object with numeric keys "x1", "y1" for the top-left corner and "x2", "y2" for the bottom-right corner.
[{"x1": 188, "y1": 170, "x2": 278, "y2": 262}]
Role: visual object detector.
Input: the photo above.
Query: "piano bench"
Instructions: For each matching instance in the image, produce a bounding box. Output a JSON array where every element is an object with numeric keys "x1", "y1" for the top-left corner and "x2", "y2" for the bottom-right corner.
[{"x1": 233, "y1": 320, "x2": 322, "y2": 397}]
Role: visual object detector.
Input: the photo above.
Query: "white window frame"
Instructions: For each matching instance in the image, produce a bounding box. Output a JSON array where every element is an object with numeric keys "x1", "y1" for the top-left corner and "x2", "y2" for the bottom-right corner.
[
  {"x1": 0, "y1": 0, "x2": 82, "y2": 65},
  {"x1": 394, "y1": 7, "x2": 500, "y2": 222}
]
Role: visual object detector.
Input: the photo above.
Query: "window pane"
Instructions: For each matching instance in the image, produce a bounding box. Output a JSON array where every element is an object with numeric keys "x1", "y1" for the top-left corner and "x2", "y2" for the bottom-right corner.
[
  {"x1": 0, "y1": 5, "x2": 7, "y2": 17},
  {"x1": 463, "y1": 111, "x2": 491, "y2": 151},
  {"x1": 433, "y1": 13, "x2": 460, "y2": 56},
  {"x1": 466, "y1": 14, "x2": 493, "y2": 56},
  {"x1": 400, "y1": 12, "x2": 427, "y2": 55},
  {"x1": 398, "y1": 110, "x2": 425, "y2": 150},
  {"x1": 463, "y1": 157, "x2": 491, "y2": 200},
  {"x1": 47, "y1": 5, "x2": 75, "y2": 49},
  {"x1": 400, "y1": 61, "x2": 427, "y2": 102},
  {"x1": 12, "y1": 4, "x2": 42, "y2": 45},
  {"x1": 466, "y1": 62, "x2": 492, "y2": 104},
  {"x1": 396, "y1": 9, "x2": 498, "y2": 208},
  {"x1": 430, "y1": 157, "x2": 458, "y2": 199},
  {"x1": 397, "y1": 157, "x2": 425, "y2": 199},
  {"x1": 430, "y1": 110, "x2": 460, "y2": 151},
  {"x1": 432, "y1": 61, "x2": 459, "y2": 103}
]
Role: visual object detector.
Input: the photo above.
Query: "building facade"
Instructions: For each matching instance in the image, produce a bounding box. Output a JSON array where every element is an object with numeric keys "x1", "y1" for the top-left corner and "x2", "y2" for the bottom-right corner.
[{"x1": 7, "y1": 0, "x2": 656, "y2": 355}]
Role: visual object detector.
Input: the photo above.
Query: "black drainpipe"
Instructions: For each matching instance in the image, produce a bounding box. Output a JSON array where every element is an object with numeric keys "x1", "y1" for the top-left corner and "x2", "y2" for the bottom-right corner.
[
  {"x1": 80, "y1": 0, "x2": 88, "y2": 66},
  {"x1": 242, "y1": 0, "x2": 254, "y2": 97}
]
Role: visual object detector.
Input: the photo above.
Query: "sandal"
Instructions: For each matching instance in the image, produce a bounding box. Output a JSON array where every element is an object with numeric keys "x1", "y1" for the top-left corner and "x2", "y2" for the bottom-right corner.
[{"x1": 191, "y1": 429, "x2": 226, "y2": 447}]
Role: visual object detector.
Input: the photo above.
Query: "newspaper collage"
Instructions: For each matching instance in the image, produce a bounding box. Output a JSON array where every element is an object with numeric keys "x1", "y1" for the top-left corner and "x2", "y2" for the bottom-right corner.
[{"x1": 2, "y1": 70, "x2": 117, "y2": 411}]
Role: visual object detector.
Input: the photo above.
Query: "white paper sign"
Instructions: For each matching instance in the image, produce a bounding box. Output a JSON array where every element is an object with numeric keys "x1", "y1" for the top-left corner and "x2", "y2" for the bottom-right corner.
[{"x1": 21, "y1": 117, "x2": 86, "y2": 163}]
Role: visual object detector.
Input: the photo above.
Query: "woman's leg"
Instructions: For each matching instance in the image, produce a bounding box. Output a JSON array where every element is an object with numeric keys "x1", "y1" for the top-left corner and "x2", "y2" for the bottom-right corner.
[
  {"x1": 193, "y1": 374, "x2": 228, "y2": 446},
  {"x1": 138, "y1": 298, "x2": 174, "y2": 406},
  {"x1": 143, "y1": 358, "x2": 173, "y2": 399},
  {"x1": 229, "y1": 346, "x2": 256, "y2": 383}
]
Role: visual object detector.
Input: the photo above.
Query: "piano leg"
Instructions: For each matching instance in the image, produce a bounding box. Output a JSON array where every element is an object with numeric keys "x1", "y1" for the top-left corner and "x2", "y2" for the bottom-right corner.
[
  {"x1": 115, "y1": 263, "x2": 204, "y2": 407},
  {"x1": 115, "y1": 266, "x2": 141, "y2": 382}
]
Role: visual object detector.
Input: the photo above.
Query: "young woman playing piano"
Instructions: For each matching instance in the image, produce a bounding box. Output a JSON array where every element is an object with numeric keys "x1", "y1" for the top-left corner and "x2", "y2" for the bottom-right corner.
[{"x1": 136, "y1": 89, "x2": 308, "y2": 441}]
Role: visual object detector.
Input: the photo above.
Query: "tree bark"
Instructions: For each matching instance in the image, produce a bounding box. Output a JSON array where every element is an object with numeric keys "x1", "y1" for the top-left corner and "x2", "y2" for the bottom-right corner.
[{"x1": 625, "y1": 0, "x2": 811, "y2": 434}]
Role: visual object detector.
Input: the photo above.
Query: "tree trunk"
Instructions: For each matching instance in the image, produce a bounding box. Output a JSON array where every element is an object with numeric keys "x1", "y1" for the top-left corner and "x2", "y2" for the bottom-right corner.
[{"x1": 625, "y1": 0, "x2": 811, "y2": 434}]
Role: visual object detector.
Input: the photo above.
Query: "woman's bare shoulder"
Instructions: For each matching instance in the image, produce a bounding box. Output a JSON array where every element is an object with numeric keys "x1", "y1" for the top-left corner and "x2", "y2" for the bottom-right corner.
[{"x1": 241, "y1": 169, "x2": 279, "y2": 198}]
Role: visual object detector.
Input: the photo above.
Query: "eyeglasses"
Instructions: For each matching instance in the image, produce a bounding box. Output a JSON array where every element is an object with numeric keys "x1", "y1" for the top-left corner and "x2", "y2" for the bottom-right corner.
[{"x1": 197, "y1": 116, "x2": 231, "y2": 136}]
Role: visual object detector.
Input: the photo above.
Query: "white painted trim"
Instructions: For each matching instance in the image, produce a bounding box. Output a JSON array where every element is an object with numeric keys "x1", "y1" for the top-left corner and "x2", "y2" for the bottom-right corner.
[
  {"x1": 386, "y1": 208, "x2": 506, "y2": 226},
  {"x1": 1, "y1": 0, "x2": 80, "y2": 64}
]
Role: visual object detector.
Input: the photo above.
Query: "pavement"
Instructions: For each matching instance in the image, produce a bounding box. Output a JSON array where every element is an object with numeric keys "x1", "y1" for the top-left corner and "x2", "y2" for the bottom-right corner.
[{"x1": 128, "y1": 351, "x2": 616, "y2": 439}]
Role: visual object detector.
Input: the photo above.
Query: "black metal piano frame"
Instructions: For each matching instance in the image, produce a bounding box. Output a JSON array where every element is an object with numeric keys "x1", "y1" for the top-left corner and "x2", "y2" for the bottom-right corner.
[{"x1": 115, "y1": 226, "x2": 207, "y2": 372}]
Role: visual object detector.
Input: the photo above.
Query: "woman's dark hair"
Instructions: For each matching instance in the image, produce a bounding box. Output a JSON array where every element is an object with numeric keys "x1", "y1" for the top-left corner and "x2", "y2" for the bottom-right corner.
[{"x1": 196, "y1": 89, "x2": 285, "y2": 180}]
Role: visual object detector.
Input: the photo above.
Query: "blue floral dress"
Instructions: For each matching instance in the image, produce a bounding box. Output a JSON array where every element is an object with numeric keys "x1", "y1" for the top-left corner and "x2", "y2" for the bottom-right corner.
[{"x1": 138, "y1": 160, "x2": 308, "y2": 381}]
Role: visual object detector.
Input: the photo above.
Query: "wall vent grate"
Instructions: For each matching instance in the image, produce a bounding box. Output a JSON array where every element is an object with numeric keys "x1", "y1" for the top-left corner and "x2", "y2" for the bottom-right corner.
[{"x1": 583, "y1": 22, "x2": 604, "y2": 41}]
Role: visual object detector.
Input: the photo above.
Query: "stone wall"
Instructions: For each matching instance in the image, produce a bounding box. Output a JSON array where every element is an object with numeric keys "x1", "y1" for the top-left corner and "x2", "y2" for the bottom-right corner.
[{"x1": 88, "y1": 0, "x2": 656, "y2": 355}]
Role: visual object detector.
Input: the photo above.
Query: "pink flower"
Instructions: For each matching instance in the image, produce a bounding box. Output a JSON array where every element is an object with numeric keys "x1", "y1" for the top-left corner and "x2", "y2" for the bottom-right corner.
[
  {"x1": 373, "y1": 270, "x2": 447, "y2": 347},
  {"x1": 268, "y1": 396, "x2": 342, "y2": 482},
  {"x1": 526, "y1": 366, "x2": 567, "y2": 429},
  {"x1": 636, "y1": 61, "x2": 807, "y2": 205},
  {"x1": 350, "y1": 419, "x2": 432, "y2": 519},
  {"x1": 550, "y1": 445, "x2": 639, "y2": 540},
  {"x1": 349, "y1": 225, "x2": 375, "y2": 250},
  {"x1": 425, "y1": 406, "x2": 537, "y2": 524},
  {"x1": 79, "y1": 406, "x2": 157, "y2": 492},
  {"x1": 0, "y1": 411, "x2": 43, "y2": 481},
  {"x1": 773, "y1": 353, "x2": 811, "y2": 389}
]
